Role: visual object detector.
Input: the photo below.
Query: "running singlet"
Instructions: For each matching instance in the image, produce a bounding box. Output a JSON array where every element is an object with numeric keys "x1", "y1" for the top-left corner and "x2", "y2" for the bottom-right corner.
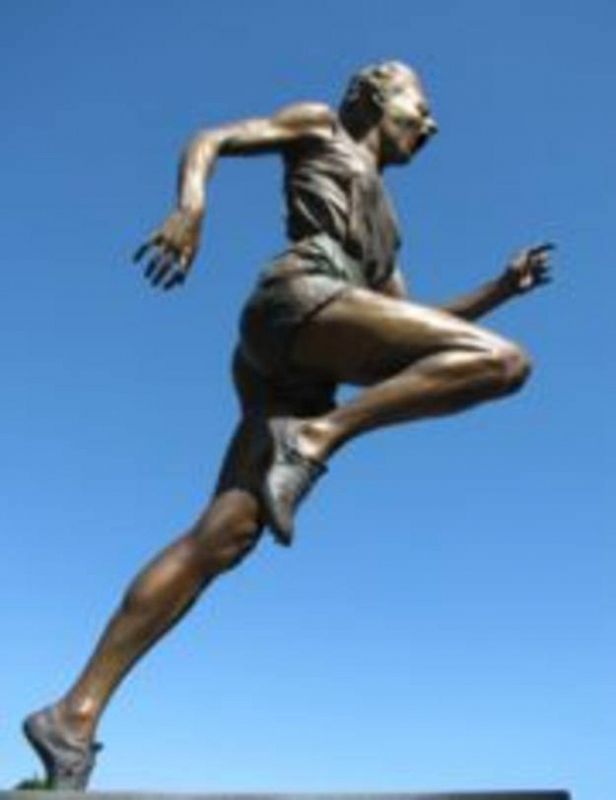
[{"x1": 280, "y1": 121, "x2": 402, "y2": 288}]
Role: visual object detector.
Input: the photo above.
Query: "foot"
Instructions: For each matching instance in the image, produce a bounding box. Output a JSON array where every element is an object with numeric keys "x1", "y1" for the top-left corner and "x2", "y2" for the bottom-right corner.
[
  {"x1": 262, "y1": 417, "x2": 327, "y2": 546},
  {"x1": 23, "y1": 706, "x2": 102, "y2": 790}
]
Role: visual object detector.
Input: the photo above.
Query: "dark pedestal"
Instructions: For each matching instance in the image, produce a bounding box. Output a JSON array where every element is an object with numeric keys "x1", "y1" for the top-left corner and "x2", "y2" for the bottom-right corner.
[{"x1": 2, "y1": 791, "x2": 572, "y2": 800}]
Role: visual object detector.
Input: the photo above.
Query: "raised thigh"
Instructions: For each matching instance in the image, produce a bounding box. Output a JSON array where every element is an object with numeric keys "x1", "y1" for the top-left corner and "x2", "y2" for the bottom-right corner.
[{"x1": 290, "y1": 287, "x2": 509, "y2": 385}]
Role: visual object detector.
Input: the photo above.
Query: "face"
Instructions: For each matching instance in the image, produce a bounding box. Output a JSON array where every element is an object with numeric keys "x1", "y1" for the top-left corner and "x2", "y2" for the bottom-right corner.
[{"x1": 378, "y1": 71, "x2": 438, "y2": 165}]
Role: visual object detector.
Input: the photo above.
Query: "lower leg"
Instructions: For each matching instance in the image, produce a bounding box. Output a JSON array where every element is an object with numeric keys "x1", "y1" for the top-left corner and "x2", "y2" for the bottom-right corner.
[
  {"x1": 45, "y1": 490, "x2": 262, "y2": 743},
  {"x1": 260, "y1": 344, "x2": 530, "y2": 543},
  {"x1": 292, "y1": 345, "x2": 531, "y2": 462}
]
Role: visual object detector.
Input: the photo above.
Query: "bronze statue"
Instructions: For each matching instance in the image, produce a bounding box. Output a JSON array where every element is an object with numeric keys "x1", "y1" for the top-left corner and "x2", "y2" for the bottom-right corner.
[{"x1": 23, "y1": 61, "x2": 553, "y2": 790}]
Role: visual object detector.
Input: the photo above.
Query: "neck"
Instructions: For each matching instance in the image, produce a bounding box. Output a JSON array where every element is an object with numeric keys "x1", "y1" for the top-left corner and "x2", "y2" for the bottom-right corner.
[
  {"x1": 346, "y1": 124, "x2": 383, "y2": 171},
  {"x1": 340, "y1": 111, "x2": 384, "y2": 170},
  {"x1": 358, "y1": 126, "x2": 381, "y2": 166}
]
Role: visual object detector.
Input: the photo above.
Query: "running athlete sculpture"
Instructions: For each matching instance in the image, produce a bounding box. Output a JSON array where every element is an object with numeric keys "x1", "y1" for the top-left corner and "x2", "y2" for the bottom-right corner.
[{"x1": 23, "y1": 61, "x2": 553, "y2": 789}]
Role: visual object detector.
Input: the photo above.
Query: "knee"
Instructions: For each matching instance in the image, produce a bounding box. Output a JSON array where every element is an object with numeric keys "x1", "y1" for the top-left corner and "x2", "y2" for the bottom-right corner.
[
  {"x1": 216, "y1": 521, "x2": 261, "y2": 572},
  {"x1": 501, "y1": 341, "x2": 532, "y2": 392},
  {"x1": 486, "y1": 340, "x2": 533, "y2": 395},
  {"x1": 194, "y1": 501, "x2": 261, "y2": 574}
]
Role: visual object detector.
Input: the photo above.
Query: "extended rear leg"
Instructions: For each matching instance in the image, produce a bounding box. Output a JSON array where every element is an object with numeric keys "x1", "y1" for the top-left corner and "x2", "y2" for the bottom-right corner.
[{"x1": 23, "y1": 415, "x2": 269, "y2": 789}]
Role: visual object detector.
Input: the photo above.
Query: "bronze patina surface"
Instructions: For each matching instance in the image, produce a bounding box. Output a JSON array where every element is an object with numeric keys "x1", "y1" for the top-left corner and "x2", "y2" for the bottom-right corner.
[{"x1": 23, "y1": 62, "x2": 554, "y2": 790}]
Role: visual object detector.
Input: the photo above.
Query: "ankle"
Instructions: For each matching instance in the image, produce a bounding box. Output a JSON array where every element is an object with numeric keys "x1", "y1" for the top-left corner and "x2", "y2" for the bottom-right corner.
[
  {"x1": 55, "y1": 699, "x2": 98, "y2": 742},
  {"x1": 296, "y1": 418, "x2": 337, "y2": 462}
]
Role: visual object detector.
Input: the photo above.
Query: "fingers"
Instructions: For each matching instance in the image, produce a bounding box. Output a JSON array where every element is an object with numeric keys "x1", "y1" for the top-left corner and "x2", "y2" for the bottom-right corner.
[
  {"x1": 132, "y1": 242, "x2": 151, "y2": 263},
  {"x1": 510, "y1": 242, "x2": 554, "y2": 268},
  {"x1": 527, "y1": 244, "x2": 555, "y2": 280},
  {"x1": 145, "y1": 250, "x2": 176, "y2": 286},
  {"x1": 132, "y1": 236, "x2": 191, "y2": 290},
  {"x1": 528, "y1": 241, "x2": 556, "y2": 256},
  {"x1": 506, "y1": 240, "x2": 555, "y2": 294},
  {"x1": 162, "y1": 271, "x2": 186, "y2": 291},
  {"x1": 158, "y1": 249, "x2": 194, "y2": 290},
  {"x1": 529, "y1": 249, "x2": 554, "y2": 271},
  {"x1": 162, "y1": 252, "x2": 194, "y2": 290},
  {"x1": 527, "y1": 250, "x2": 552, "y2": 289},
  {"x1": 133, "y1": 231, "x2": 164, "y2": 263},
  {"x1": 134, "y1": 238, "x2": 185, "y2": 288},
  {"x1": 517, "y1": 243, "x2": 555, "y2": 269},
  {"x1": 133, "y1": 212, "x2": 198, "y2": 290}
]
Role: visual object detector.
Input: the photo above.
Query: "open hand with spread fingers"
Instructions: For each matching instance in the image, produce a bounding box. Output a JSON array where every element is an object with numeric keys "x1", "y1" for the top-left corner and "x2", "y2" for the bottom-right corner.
[
  {"x1": 133, "y1": 208, "x2": 202, "y2": 290},
  {"x1": 502, "y1": 242, "x2": 555, "y2": 295}
]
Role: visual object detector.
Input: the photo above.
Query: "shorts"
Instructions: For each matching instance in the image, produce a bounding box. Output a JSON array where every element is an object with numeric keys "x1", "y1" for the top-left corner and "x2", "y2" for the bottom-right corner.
[{"x1": 239, "y1": 235, "x2": 366, "y2": 380}]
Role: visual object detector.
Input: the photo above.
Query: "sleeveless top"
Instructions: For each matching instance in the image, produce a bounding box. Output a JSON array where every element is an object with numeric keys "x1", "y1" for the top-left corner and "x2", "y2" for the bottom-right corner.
[{"x1": 281, "y1": 121, "x2": 401, "y2": 289}]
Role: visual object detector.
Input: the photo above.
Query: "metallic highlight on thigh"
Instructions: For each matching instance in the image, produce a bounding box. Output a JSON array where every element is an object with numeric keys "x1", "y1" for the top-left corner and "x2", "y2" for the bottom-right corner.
[{"x1": 288, "y1": 286, "x2": 513, "y2": 386}]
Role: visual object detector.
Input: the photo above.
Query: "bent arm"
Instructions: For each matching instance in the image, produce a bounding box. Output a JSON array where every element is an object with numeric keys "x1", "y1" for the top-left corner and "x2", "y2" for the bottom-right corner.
[
  {"x1": 439, "y1": 244, "x2": 554, "y2": 320},
  {"x1": 178, "y1": 102, "x2": 336, "y2": 214},
  {"x1": 381, "y1": 267, "x2": 514, "y2": 319},
  {"x1": 439, "y1": 277, "x2": 513, "y2": 321},
  {"x1": 383, "y1": 244, "x2": 553, "y2": 321},
  {"x1": 134, "y1": 103, "x2": 336, "y2": 289},
  {"x1": 379, "y1": 267, "x2": 514, "y2": 319}
]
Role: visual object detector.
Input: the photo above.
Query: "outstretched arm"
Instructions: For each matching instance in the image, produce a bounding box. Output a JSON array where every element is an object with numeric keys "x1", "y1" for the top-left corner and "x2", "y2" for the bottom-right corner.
[
  {"x1": 134, "y1": 103, "x2": 335, "y2": 289},
  {"x1": 439, "y1": 243, "x2": 554, "y2": 320}
]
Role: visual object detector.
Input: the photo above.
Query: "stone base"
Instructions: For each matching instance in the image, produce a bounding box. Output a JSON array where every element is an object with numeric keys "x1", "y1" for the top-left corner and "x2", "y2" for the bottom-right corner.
[{"x1": 1, "y1": 792, "x2": 572, "y2": 800}]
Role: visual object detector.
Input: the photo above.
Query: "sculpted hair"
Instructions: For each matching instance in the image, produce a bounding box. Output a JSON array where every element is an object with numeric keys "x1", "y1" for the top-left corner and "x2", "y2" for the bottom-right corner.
[{"x1": 339, "y1": 60, "x2": 416, "y2": 133}]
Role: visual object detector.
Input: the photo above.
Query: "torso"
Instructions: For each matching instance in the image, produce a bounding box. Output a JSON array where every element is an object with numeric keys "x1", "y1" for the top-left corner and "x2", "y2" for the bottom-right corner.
[
  {"x1": 240, "y1": 122, "x2": 403, "y2": 378},
  {"x1": 282, "y1": 120, "x2": 401, "y2": 289}
]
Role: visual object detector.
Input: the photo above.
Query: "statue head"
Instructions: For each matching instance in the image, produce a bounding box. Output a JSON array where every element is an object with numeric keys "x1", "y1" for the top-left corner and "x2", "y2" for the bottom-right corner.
[{"x1": 339, "y1": 60, "x2": 438, "y2": 164}]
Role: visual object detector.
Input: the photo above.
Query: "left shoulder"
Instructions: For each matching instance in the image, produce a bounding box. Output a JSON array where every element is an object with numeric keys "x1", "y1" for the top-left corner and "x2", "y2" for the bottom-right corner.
[{"x1": 273, "y1": 102, "x2": 337, "y2": 139}]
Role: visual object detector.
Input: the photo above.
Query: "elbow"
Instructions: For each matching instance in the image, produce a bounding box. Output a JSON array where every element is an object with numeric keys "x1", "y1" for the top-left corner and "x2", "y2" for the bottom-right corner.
[{"x1": 182, "y1": 130, "x2": 215, "y2": 163}]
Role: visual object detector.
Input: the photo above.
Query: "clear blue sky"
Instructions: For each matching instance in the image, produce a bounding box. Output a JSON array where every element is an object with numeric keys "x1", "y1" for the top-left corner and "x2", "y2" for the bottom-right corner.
[{"x1": 1, "y1": 2, "x2": 613, "y2": 798}]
